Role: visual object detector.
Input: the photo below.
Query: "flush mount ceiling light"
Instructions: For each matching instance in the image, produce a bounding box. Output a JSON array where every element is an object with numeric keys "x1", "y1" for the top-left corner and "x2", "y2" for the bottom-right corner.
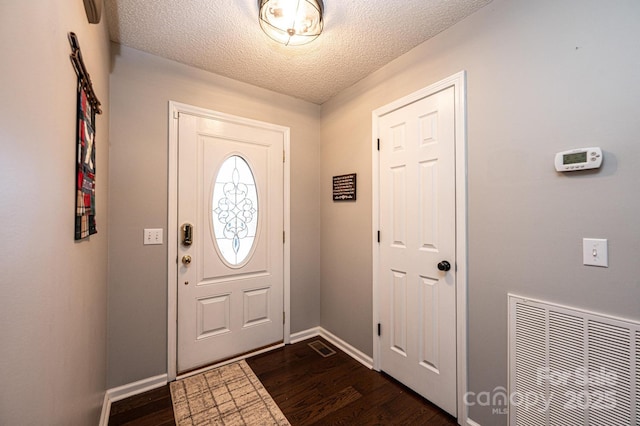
[{"x1": 258, "y1": 0, "x2": 324, "y2": 46}]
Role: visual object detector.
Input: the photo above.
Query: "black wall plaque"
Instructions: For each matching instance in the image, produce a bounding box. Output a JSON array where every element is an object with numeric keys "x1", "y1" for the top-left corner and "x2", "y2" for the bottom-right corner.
[{"x1": 333, "y1": 173, "x2": 357, "y2": 201}]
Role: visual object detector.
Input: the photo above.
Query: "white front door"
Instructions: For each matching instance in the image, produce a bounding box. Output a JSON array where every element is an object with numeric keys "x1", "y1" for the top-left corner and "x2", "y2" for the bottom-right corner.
[
  {"x1": 378, "y1": 86, "x2": 457, "y2": 415},
  {"x1": 177, "y1": 112, "x2": 285, "y2": 373}
]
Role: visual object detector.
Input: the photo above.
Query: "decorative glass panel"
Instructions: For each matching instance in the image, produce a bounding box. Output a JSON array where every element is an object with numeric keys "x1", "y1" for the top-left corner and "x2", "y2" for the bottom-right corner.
[{"x1": 211, "y1": 156, "x2": 258, "y2": 266}]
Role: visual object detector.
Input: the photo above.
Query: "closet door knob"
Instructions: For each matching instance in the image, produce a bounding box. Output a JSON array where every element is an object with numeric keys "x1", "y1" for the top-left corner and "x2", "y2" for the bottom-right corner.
[{"x1": 437, "y1": 261, "x2": 451, "y2": 272}]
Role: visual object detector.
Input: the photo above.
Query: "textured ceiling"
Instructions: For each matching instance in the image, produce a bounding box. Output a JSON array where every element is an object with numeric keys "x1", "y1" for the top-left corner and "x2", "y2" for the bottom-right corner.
[{"x1": 105, "y1": 0, "x2": 492, "y2": 104}]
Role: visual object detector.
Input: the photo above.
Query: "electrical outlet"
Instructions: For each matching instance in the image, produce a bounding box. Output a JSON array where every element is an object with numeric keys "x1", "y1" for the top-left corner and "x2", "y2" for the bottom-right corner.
[
  {"x1": 144, "y1": 228, "x2": 163, "y2": 245},
  {"x1": 583, "y1": 238, "x2": 607, "y2": 267}
]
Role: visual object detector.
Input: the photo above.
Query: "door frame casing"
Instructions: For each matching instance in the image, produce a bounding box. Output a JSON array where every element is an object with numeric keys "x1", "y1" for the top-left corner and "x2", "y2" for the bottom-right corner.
[
  {"x1": 371, "y1": 71, "x2": 468, "y2": 422},
  {"x1": 167, "y1": 101, "x2": 291, "y2": 382}
]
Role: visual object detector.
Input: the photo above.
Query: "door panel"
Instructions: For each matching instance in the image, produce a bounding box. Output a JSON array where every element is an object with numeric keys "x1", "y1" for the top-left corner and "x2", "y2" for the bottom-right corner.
[
  {"x1": 391, "y1": 270, "x2": 408, "y2": 355},
  {"x1": 419, "y1": 160, "x2": 439, "y2": 249},
  {"x1": 420, "y1": 276, "x2": 439, "y2": 370},
  {"x1": 391, "y1": 166, "x2": 407, "y2": 246},
  {"x1": 196, "y1": 294, "x2": 230, "y2": 338},
  {"x1": 177, "y1": 113, "x2": 284, "y2": 373},
  {"x1": 379, "y1": 86, "x2": 457, "y2": 415}
]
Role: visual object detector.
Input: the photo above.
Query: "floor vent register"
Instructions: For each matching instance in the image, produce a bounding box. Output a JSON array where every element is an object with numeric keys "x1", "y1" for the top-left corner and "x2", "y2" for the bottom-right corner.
[{"x1": 308, "y1": 340, "x2": 337, "y2": 358}]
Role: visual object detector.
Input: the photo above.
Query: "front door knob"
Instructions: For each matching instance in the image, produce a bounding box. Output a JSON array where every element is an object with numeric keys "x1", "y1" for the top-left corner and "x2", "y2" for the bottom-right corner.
[
  {"x1": 182, "y1": 255, "x2": 192, "y2": 266},
  {"x1": 437, "y1": 260, "x2": 451, "y2": 272}
]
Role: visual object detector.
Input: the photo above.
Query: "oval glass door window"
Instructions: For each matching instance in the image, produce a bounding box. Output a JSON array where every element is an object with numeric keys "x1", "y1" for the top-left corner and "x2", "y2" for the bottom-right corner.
[{"x1": 211, "y1": 155, "x2": 259, "y2": 266}]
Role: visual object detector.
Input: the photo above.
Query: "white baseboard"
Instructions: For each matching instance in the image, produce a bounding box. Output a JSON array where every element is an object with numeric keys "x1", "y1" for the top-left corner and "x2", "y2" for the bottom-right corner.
[
  {"x1": 98, "y1": 373, "x2": 168, "y2": 426},
  {"x1": 98, "y1": 391, "x2": 111, "y2": 426},
  {"x1": 318, "y1": 328, "x2": 373, "y2": 369},
  {"x1": 289, "y1": 327, "x2": 320, "y2": 343},
  {"x1": 466, "y1": 418, "x2": 481, "y2": 426}
]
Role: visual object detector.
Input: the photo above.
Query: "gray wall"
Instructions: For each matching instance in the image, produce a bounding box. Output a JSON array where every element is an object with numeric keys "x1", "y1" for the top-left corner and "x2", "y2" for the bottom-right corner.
[
  {"x1": 108, "y1": 45, "x2": 321, "y2": 387},
  {"x1": 0, "y1": 1, "x2": 111, "y2": 424},
  {"x1": 320, "y1": 0, "x2": 640, "y2": 424}
]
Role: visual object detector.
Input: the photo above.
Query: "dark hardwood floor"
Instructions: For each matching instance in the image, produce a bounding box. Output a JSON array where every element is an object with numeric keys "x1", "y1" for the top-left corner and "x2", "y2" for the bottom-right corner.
[{"x1": 109, "y1": 337, "x2": 458, "y2": 425}]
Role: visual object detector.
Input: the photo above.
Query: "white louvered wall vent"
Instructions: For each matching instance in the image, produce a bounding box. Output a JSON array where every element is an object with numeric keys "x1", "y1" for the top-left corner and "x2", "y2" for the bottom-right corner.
[{"x1": 508, "y1": 294, "x2": 639, "y2": 426}]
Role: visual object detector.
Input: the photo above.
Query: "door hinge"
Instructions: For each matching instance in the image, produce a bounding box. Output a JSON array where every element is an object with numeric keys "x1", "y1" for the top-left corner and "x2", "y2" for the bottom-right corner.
[
  {"x1": 283, "y1": 150, "x2": 285, "y2": 163},
  {"x1": 283, "y1": 231, "x2": 285, "y2": 244},
  {"x1": 377, "y1": 230, "x2": 380, "y2": 243},
  {"x1": 173, "y1": 110, "x2": 179, "y2": 119},
  {"x1": 377, "y1": 323, "x2": 381, "y2": 336},
  {"x1": 283, "y1": 311, "x2": 286, "y2": 324},
  {"x1": 377, "y1": 138, "x2": 380, "y2": 151}
]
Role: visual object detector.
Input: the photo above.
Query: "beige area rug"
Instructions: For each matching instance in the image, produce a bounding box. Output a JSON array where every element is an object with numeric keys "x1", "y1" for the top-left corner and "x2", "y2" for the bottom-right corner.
[{"x1": 170, "y1": 360, "x2": 290, "y2": 426}]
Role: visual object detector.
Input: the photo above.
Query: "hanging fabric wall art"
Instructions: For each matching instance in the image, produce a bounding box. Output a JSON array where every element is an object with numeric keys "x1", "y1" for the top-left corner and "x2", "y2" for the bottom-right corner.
[{"x1": 68, "y1": 32, "x2": 102, "y2": 240}]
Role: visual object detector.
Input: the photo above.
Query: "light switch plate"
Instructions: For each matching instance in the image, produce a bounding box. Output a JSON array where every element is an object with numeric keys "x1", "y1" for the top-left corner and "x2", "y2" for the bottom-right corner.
[
  {"x1": 583, "y1": 238, "x2": 608, "y2": 267},
  {"x1": 144, "y1": 228, "x2": 163, "y2": 245}
]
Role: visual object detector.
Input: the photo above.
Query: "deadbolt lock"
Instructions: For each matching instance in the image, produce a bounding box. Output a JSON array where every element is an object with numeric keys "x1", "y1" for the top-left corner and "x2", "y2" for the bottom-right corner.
[{"x1": 182, "y1": 223, "x2": 193, "y2": 246}]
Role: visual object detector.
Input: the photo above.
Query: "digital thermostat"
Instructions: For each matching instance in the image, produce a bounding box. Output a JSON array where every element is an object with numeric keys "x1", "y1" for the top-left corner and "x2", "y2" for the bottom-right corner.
[{"x1": 554, "y1": 147, "x2": 602, "y2": 172}]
